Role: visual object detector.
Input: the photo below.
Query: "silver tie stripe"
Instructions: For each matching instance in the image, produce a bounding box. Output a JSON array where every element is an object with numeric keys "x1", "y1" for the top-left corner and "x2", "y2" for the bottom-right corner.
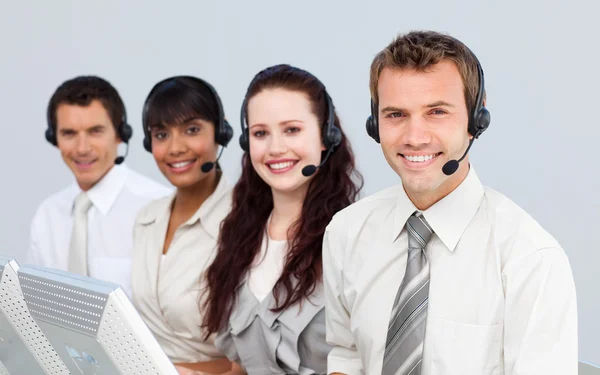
[{"x1": 382, "y1": 212, "x2": 434, "y2": 375}]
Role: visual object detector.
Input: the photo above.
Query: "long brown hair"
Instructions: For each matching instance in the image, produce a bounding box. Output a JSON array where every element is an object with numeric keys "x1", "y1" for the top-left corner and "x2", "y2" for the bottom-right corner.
[{"x1": 202, "y1": 64, "x2": 363, "y2": 336}]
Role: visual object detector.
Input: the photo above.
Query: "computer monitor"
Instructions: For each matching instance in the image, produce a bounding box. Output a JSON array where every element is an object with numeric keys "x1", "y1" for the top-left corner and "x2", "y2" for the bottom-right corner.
[
  {"x1": 0, "y1": 256, "x2": 70, "y2": 375},
  {"x1": 17, "y1": 264, "x2": 178, "y2": 375}
]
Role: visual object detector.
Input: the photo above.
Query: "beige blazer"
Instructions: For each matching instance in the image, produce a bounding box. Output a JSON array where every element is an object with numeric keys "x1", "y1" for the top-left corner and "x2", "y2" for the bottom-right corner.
[{"x1": 131, "y1": 174, "x2": 232, "y2": 363}]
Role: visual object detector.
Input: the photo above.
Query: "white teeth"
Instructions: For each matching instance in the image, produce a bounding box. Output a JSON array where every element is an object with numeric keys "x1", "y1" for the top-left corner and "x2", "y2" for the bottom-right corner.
[
  {"x1": 269, "y1": 161, "x2": 295, "y2": 170},
  {"x1": 404, "y1": 154, "x2": 437, "y2": 163},
  {"x1": 171, "y1": 161, "x2": 193, "y2": 168}
]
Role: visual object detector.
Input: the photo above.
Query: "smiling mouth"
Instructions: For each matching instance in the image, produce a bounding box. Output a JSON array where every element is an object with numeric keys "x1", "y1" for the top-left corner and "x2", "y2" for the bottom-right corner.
[
  {"x1": 167, "y1": 160, "x2": 196, "y2": 168},
  {"x1": 74, "y1": 160, "x2": 96, "y2": 166},
  {"x1": 267, "y1": 160, "x2": 298, "y2": 172},
  {"x1": 400, "y1": 153, "x2": 442, "y2": 163}
]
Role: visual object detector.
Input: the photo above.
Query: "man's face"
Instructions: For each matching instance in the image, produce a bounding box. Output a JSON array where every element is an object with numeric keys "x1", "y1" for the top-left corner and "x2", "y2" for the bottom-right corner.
[
  {"x1": 55, "y1": 99, "x2": 121, "y2": 191},
  {"x1": 377, "y1": 60, "x2": 472, "y2": 208}
]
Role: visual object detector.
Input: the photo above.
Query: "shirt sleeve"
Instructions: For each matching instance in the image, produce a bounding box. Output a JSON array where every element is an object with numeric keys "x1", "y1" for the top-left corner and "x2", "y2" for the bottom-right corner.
[
  {"x1": 502, "y1": 247, "x2": 578, "y2": 374},
  {"x1": 322, "y1": 219, "x2": 365, "y2": 375},
  {"x1": 26, "y1": 209, "x2": 43, "y2": 266},
  {"x1": 214, "y1": 328, "x2": 242, "y2": 366}
]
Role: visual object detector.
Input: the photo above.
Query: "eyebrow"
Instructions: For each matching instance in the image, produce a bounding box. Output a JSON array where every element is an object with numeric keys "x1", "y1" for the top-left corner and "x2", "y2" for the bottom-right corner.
[
  {"x1": 380, "y1": 101, "x2": 455, "y2": 114},
  {"x1": 425, "y1": 100, "x2": 455, "y2": 108},
  {"x1": 280, "y1": 119, "x2": 303, "y2": 126},
  {"x1": 59, "y1": 124, "x2": 106, "y2": 133},
  {"x1": 380, "y1": 106, "x2": 406, "y2": 114},
  {"x1": 180, "y1": 116, "x2": 203, "y2": 125},
  {"x1": 149, "y1": 124, "x2": 166, "y2": 131},
  {"x1": 249, "y1": 119, "x2": 304, "y2": 130}
]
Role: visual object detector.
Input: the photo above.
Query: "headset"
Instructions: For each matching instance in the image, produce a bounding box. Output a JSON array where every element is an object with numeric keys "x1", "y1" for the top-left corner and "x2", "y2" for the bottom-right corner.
[
  {"x1": 142, "y1": 76, "x2": 233, "y2": 151},
  {"x1": 365, "y1": 50, "x2": 490, "y2": 143},
  {"x1": 141, "y1": 76, "x2": 234, "y2": 172},
  {"x1": 365, "y1": 47, "x2": 491, "y2": 176},
  {"x1": 45, "y1": 100, "x2": 132, "y2": 165},
  {"x1": 239, "y1": 88, "x2": 342, "y2": 177}
]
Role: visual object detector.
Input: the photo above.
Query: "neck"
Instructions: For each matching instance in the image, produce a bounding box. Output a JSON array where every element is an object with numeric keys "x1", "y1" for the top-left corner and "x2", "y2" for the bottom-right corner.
[
  {"x1": 407, "y1": 163, "x2": 470, "y2": 211},
  {"x1": 269, "y1": 187, "x2": 306, "y2": 241},
  {"x1": 77, "y1": 164, "x2": 115, "y2": 192},
  {"x1": 172, "y1": 170, "x2": 219, "y2": 217}
]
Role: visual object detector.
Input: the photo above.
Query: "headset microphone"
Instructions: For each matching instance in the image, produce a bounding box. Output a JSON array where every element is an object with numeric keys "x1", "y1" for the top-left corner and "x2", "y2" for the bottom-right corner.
[
  {"x1": 200, "y1": 146, "x2": 225, "y2": 173},
  {"x1": 301, "y1": 146, "x2": 335, "y2": 177},
  {"x1": 114, "y1": 141, "x2": 129, "y2": 165},
  {"x1": 442, "y1": 137, "x2": 475, "y2": 176}
]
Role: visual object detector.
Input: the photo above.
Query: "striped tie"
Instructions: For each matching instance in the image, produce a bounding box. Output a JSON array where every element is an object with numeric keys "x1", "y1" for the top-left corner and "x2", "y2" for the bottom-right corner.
[{"x1": 382, "y1": 212, "x2": 434, "y2": 375}]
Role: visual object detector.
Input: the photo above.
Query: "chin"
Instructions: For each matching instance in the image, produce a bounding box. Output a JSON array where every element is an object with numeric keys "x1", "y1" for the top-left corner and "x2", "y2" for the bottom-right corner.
[
  {"x1": 168, "y1": 175, "x2": 204, "y2": 189},
  {"x1": 268, "y1": 178, "x2": 309, "y2": 196}
]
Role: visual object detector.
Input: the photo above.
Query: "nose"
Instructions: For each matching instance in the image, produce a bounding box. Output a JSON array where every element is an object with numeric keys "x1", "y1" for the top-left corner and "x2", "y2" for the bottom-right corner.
[
  {"x1": 168, "y1": 132, "x2": 188, "y2": 156},
  {"x1": 75, "y1": 134, "x2": 92, "y2": 154},
  {"x1": 268, "y1": 132, "x2": 288, "y2": 156},
  {"x1": 402, "y1": 117, "x2": 432, "y2": 148}
]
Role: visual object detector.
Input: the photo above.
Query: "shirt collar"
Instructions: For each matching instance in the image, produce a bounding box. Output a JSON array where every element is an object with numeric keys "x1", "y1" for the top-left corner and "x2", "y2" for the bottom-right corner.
[
  {"x1": 184, "y1": 173, "x2": 231, "y2": 239},
  {"x1": 392, "y1": 165, "x2": 484, "y2": 252},
  {"x1": 137, "y1": 172, "x2": 231, "y2": 240},
  {"x1": 71, "y1": 164, "x2": 128, "y2": 216}
]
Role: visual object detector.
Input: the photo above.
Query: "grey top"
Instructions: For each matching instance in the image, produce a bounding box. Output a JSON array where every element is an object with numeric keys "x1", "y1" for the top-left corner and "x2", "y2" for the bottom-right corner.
[{"x1": 215, "y1": 281, "x2": 331, "y2": 374}]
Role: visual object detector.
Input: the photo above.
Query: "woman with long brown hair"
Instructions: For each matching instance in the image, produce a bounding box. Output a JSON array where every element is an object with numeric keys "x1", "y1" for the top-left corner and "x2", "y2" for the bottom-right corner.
[{"x1": 191, "y1": 64, "x2": 363, "y2": 375}]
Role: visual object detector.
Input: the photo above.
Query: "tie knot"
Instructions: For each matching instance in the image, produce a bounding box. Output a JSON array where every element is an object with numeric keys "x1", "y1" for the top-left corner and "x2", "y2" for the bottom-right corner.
[
  {"x1": 407, "y1": 212, "x2": 434, "y2": 247},
  {"x1": 74, "y1": 192, "x2": 92, "y2": 214}
]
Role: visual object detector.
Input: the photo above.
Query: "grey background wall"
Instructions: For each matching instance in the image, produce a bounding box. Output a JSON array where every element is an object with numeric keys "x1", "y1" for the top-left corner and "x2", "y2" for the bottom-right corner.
[{"x1": 1, "y1": 0, "x2": 598, "y2": 364}]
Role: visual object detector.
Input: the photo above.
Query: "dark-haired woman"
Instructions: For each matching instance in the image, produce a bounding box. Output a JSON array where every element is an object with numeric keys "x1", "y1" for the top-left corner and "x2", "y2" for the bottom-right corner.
[
  {"x1": 131, "y1": 76, "x2": 234, "y2": 374},
  {"x1": 198, "y1": 64, "x2": 363, "y2": 375}
]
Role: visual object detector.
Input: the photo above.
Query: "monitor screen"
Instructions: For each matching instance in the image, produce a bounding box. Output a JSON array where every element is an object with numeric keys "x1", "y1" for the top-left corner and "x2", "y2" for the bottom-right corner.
[
  {"x1": 0, "y1": 256, "x2": 69, "y2": 375},
  {"x1": 17, "y1": 264, "x2": 178, "y2": 375}
]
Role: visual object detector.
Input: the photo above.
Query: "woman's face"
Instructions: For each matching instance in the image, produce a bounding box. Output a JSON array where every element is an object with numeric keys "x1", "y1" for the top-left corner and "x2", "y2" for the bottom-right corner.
[
  {"x1": 246, "y1": 88, "x2": 325, "y2": 196},
  {"x1": 149, "y1": 118, "x2": 218, "y2": 188}
]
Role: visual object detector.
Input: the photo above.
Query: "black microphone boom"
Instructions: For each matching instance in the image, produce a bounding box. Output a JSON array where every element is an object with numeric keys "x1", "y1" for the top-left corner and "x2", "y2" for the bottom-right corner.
[
  {"x1": 201, "y1": 146, "x2": 226, "y2": 173},
  {"x1": 442, "y1": 137, "x2": 475, "y2": 176},
  {"x1": 302, "y1": 147, "x2": 335, "y2": 177}
]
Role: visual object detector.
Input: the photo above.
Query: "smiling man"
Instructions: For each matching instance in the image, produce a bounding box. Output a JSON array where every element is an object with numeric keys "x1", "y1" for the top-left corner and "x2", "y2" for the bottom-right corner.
[
  {"x1": 323, "y1": 31, "x2": 578, "y2": 375},
  {"x1": 28, "y1": 76, "x2": 170, "y2": 297}
]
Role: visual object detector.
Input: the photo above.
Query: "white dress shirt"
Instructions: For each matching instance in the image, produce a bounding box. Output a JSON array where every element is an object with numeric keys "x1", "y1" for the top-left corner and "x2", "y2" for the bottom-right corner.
[
  {"x1": 323, "y1": 166, "x2": 578, "y2": 375},
  {"x1": 131, "y1": 173, "x2": 232, "y2": 364},
  {"x1": 28, "y1": 164, "x2": 171, "y2": 298}
]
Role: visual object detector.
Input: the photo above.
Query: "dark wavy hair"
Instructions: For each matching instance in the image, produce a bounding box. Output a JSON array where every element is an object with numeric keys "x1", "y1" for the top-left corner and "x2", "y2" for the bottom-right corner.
[{"x1": 201, "y1": 64, "x2": 363, "y2": 336}]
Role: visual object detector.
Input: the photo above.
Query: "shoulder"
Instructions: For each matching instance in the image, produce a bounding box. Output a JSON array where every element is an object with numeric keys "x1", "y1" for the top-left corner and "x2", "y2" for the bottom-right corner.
[
  {"x1": 134, "y1": 194, "x2": 174, "y2": 226},
  {"x1": 32, "y1": 185, "x2": 75, "y2": 224},
  {"x1": 123, "y1": 167, "x2": 173, "y2": 200},
  {"x1": 327, "y1": 184, "x2": 403, "y2": 233},
  {"x1": 481, "y1": 186, "x2": 565, "y2": 267}
]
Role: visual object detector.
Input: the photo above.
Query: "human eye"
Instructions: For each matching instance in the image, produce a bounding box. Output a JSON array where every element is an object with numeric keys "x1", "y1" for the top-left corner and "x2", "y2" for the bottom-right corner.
[
  {"x1": 252, "y1": 130, "x2": 267, "y2": 138},
  {"x1": 385, "y1": 112, "x2": 405, "y2": 119},
  {"x1": 152, "y1": 131, "x2": 168, "y2": 140},
  {"x1": 429, "y1": 108, "x2": 448, "y2": 116},
  {"x1": 187, "y1": 125, "x2": 201, "y2": 134}
]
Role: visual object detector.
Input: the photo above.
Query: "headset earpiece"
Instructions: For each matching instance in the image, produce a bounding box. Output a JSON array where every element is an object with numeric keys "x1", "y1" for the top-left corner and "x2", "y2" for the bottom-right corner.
[
  {"x1": 365, "y1": 99, "x2": 380, "y2": 143},
  {"x1": 45, "y1": 127, "x2": 57, "y2": 146},
  {"x1": 239, "y1": 97, "x2": 250, "y2": 152},
  {"x1": 322, "y1": 92, "x2": 341, "y2": 150},
  {"x1": 216, "y1": 119, "x2": 234, "y2": 147},
  {"x1": 467, "y1": 60, "x2": 491, "y2": 139}
]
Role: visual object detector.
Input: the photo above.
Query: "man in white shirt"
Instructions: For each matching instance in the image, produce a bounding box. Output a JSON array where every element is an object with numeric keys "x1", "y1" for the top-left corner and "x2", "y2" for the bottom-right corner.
[
  {"x1": 28, "y1": 76, "x2": 171, "y2": 298},
  {"x1": 323, "y1": 31, "x2": 577, "y2": 375}
]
